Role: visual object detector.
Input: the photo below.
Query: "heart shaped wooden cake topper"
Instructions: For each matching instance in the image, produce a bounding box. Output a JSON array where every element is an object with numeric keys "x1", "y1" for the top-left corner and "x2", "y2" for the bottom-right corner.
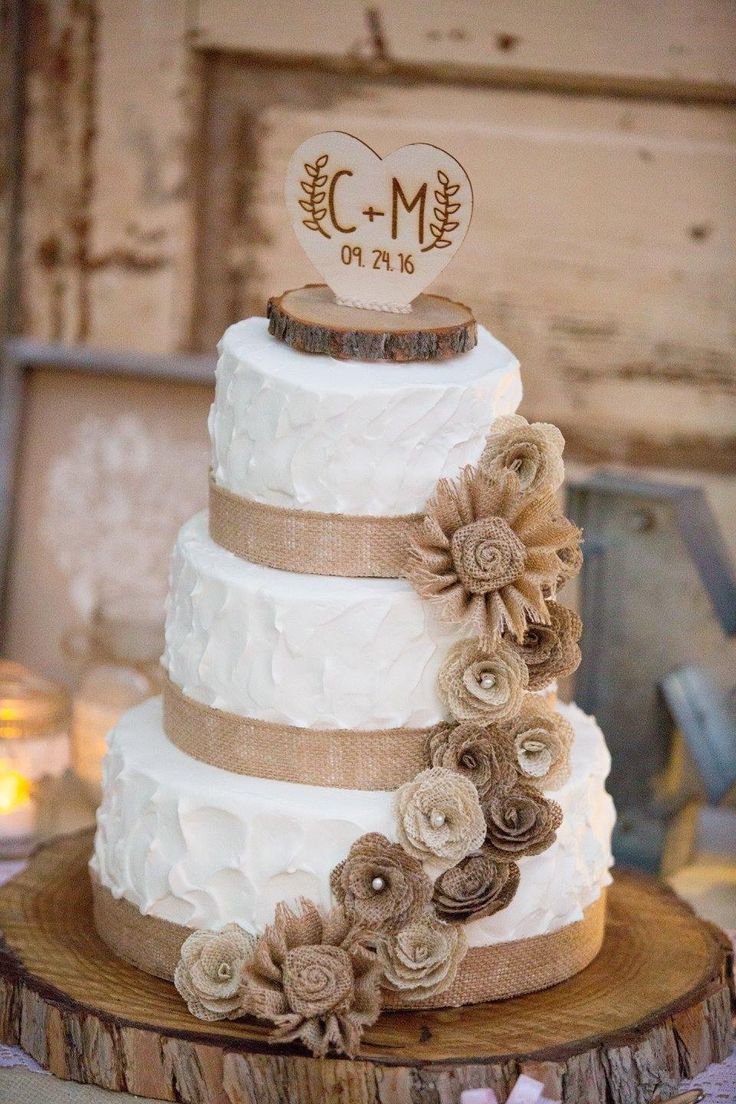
[{"x1": 285, "y1": 131, "x2": 473, "y2": 313}]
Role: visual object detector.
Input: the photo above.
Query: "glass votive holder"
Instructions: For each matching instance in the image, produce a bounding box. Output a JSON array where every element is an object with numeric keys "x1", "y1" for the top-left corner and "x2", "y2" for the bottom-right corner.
[
  {"x1": 64, "y1": 597, "x2": 164, "y2": 801},
  {"x1": 0, "y1": 661, "x2": 71, "y2": 857}
]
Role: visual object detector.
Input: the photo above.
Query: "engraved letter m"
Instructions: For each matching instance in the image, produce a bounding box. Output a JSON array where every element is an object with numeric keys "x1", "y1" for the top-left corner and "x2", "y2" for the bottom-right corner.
[{"x1": 391, "y1": 179, "x2": 427, "y2": 244}]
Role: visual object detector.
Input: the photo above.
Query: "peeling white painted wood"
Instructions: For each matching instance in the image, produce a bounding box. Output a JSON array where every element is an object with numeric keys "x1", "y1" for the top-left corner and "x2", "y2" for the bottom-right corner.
[
  {"x1": 21, "y1": 0, "x2": 195, "y2": 352},
  {"x1": 194, "y1": 0, "x2": 376, "y2": 60},
  {"x1": 195, "y1": 0, "x2": 736, "y2": 97},
  {"x1": 87, "y1": 0, "x2": 196, "y2": 352},
  {"x1": 21, "y1": 0, "x2": 95, "y2": 343}
]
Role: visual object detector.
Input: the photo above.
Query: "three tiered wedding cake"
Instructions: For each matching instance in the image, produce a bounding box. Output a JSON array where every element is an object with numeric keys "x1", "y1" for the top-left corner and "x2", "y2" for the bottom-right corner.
[{"x1": 90, "y1": 134, "x2": 614, "y2": 1059}]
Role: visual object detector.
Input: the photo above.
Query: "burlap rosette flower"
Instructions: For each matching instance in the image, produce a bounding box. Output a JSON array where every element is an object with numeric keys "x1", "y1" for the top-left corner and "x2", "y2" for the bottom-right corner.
[
  {"x1": 479, "y1": 414, "x2": 565, "y2": 496},
  {"x1": 482, "y1": 783, "x2": 563, "y2": 861},
  {"x1": 330, "y1": 833, "x2": 433, "y2": 933},
  {"x1": 438, "y1": 636, "x2": 528, "y2": 723},
  {"x1": 378, "y1": 913, "x2": 468, "y2": 1002},
  {"x1": 174, "y1": 923, "x2": 255, "y2": 1022},
  {"x1": 432, "y1": 848, "x2": 520, "y2": 923},
  {"x1": 500, "y1": 697, "x2": 574, "y2": 792},
  {"x1": 555, "y1": 541, "x2": 584, "y2": 589},
  {"x1": 394, "y1": 766, "x2": 486, "y2": 871},
  {"x1": 406, "y1": 468, "x2": 580, "y2": 641},
  {"x1": 428, "y1": 721, "x2": 518, "y2": 800},
  {"x1": 242, "y1": 898, "x2": 381, "y2": 1058},
  {"x1": 506, "y1": 600, "x2": 582, "y2": 691}
]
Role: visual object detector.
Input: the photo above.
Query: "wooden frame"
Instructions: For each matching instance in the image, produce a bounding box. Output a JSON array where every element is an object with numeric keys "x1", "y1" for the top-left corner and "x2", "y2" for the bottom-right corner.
[
  {"x1": 193, "y1": 2, "x2": 736, "y2": 104},
  {"x1": 0, "y1": 339, "x2": 216, "y2": 638}
]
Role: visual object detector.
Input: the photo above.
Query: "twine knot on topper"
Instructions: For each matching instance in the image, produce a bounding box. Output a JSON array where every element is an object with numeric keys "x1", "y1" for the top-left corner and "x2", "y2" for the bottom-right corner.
[{"x1": 285, "y1": 132, "x2": 473, "y2": 314}]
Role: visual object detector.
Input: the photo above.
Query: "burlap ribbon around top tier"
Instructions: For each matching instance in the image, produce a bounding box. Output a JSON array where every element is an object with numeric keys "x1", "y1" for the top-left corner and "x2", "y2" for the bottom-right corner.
[
  {"x1": 163, "y1": 677, "x2": 436, "y2": 791},
  {"x1": 90, "y1": 873, "x2": 606, "y2": 1009},
  {"x1": 209, "y1": 477, "x2": 423, "y2": 578}
]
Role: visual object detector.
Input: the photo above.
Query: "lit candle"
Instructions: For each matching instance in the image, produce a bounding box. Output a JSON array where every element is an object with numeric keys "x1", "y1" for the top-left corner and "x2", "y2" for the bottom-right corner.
[
  {"x1": 0, "y1": 661, "x2": 71, "y2": 856},
  {"x1": 0, "y1": 763, "x2": 36, "y2": 855}
]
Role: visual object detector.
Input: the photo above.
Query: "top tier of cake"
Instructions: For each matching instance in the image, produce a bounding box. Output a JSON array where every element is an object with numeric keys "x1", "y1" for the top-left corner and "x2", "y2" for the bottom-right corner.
[{"x1": 208, "y1": 317, "x2": 521, "y2": 517}]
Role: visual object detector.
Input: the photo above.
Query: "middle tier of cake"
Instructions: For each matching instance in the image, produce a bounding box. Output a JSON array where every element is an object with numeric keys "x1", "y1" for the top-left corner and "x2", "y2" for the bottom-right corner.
[{"x1": 165, "y1": 510, "x2": 466, "y2": 729}]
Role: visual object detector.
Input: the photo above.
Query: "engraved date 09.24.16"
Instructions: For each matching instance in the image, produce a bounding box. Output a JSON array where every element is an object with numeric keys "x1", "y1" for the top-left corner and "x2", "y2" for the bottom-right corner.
[{"x1": 340, "y1": 246, "x2": 415, "y2": 274}]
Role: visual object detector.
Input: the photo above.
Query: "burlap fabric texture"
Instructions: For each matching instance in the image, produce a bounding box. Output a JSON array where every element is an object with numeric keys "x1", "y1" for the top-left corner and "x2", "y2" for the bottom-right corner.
[
  {"x1": 162, "y1": 678, "x2": 436, "y2": 791},
  {"x1": 209, "y1": 477, "x2": 422, "y2": 578},
  {"x1": 91, "y1": 873, "x2": 606, "y2": 1009}
]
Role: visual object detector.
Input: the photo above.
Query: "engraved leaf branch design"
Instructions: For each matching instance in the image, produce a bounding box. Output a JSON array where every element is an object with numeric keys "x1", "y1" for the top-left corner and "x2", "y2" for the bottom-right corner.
[
  {"x1": 421, "y1": 169, "x2": 461, "y2": 252},
  {"x1": 299, "y1": 154, "x2": 331, "y2": 238}
]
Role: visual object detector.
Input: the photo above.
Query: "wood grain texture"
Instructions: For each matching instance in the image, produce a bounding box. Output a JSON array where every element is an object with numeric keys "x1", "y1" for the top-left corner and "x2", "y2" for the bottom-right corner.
[
  {"x1": 194, "y1": 1, "x2": 736, "y2": 101},
  {"x1": 0, "y1": 0, "x2": 23, "y2": 337},
  {"x1": 21, "y1": 0, "x2": 195, "y2": 351},
  {"x1": 0, "y1": 831, "x2": 732, "y2": 1104},
  {"x1": 267, "y1": 285, "x2": 477, "y2": 361}
]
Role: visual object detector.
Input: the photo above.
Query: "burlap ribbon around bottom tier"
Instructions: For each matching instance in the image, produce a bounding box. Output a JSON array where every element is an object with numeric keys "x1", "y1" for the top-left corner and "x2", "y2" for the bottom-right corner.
[{"x1": 91, "y1": 875, "x2": 606, "y2": 1011}]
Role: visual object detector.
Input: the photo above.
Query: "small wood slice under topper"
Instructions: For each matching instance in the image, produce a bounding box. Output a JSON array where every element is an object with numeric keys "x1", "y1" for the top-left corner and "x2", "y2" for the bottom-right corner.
[{"x1": 267, "y1": 284, "x2": 477, "y2": 362}]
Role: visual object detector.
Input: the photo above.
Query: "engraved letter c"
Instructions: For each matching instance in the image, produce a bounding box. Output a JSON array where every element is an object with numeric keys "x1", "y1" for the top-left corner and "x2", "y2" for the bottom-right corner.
[{"x1": 328, "y1": 170, "x2": 356, "y2": 234}]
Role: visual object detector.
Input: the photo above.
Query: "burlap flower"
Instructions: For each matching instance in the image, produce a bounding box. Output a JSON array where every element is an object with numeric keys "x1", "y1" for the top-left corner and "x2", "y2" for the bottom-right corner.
[
  {"x1": 433, "y1": 849, "x2": 520, "y2": 923},
  {"x1": 501, "y1": 697, "x2": 574, "y2": 791},
  {"x1": 428, "y1": 722, "x2": 518, "y2": 800},
  {"x1": 174, "y1": 923, "x2": 255, "y2": 1022},
  {"x1": 378, "y1": 913, "x2": 468, "y2": 1001},
  {"x1": 406, "y1": 468, "x2": 580, "y2": 640},
  {"x1": 395, "y1": 766, "x2": 486, "y2": 869},
  {"x1": 242, "y1": 899, "x2": 381, "y2": 1058},
  {"x1": 483, "y1": 783, "x2": 563, "y2": 860},
  {"x1": 479, "y1": 414, "x2": 565, "y2": 496},
  {"x1": 330, "y1": 833, "x2": 433, "y2": 933},
  {"x1": 555, "y1": 541, "x2": 584, "y2": 588},
  {"x1": 506, "y1": 601, "x2": 582, "y2": 691},
  {"x1": 438, "y1": 636, "x2": 528, "y2": 723}
]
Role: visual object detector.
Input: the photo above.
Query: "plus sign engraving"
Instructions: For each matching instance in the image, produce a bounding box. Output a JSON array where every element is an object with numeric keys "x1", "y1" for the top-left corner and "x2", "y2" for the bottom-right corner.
[{"x1": 285, "y1": 131, "x2": 473, "y2": 313}]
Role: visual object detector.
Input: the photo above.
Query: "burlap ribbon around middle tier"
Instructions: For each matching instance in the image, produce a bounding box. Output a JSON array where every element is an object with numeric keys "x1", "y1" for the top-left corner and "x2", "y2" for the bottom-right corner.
[
  {"x1": 209, "y1": 477, "x2": 423, "y2": 578},
  {"x1": 163, "y1": 678, "x2": 436, "y2": 791}
]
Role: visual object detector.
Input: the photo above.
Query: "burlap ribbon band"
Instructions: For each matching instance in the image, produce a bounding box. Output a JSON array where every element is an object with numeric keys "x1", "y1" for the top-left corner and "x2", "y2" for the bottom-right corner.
[
  {"x1": 209, "y1": 477, "x2": 422, "y2": 578},
  {"x1": 163, "y1": 678, "x2": 435, "y2": 791},
  {"x1": 91, "y1": 875, "x2": 606, "y2": 1009}
]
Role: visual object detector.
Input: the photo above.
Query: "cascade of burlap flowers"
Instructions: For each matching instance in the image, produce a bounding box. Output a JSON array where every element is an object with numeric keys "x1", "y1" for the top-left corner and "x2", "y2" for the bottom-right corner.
[
  {"x1": 363, "y1": 415, "x2": 582, "y2": 1006},
  {"x1": 172, "y1": 415, "x2": 585, "y2": 1056}
]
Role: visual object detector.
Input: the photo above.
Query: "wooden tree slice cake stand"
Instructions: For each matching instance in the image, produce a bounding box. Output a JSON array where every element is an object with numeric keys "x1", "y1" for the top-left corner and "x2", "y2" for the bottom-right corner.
[
  {"x1": 267, "y1": 284, "x2": 477, "y2": 361},
  {"x1": 0, "y1": 832, "x2": 732, "y2": 1104}
]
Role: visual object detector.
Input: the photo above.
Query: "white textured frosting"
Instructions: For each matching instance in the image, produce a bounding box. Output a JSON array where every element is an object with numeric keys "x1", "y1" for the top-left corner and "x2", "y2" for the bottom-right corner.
[
  {"x1": 91, "y1": 698, "x2": 614, "y2": 946},
  {"x1": 164, "y1": 511, "x2": 462, "y2": 729},
  {"x1": 208, "y1": 318, "x2": 521, "y2": 516}
]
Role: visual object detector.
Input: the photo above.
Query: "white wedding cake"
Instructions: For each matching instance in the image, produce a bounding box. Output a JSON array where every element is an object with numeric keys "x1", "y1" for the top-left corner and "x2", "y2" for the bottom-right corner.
[
  {"x1": 91, "y1": 133, "x2": 614, "y2": 1059},
  {"x1": 90, "y1": 313, "x2": 614, "y2": 1045}
]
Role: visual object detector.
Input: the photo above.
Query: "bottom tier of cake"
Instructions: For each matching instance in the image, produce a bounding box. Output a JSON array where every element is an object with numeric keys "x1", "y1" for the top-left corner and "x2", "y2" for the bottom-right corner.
[{"x1": 90, "y1": 697, "x2": 615, "y2": 1006}]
